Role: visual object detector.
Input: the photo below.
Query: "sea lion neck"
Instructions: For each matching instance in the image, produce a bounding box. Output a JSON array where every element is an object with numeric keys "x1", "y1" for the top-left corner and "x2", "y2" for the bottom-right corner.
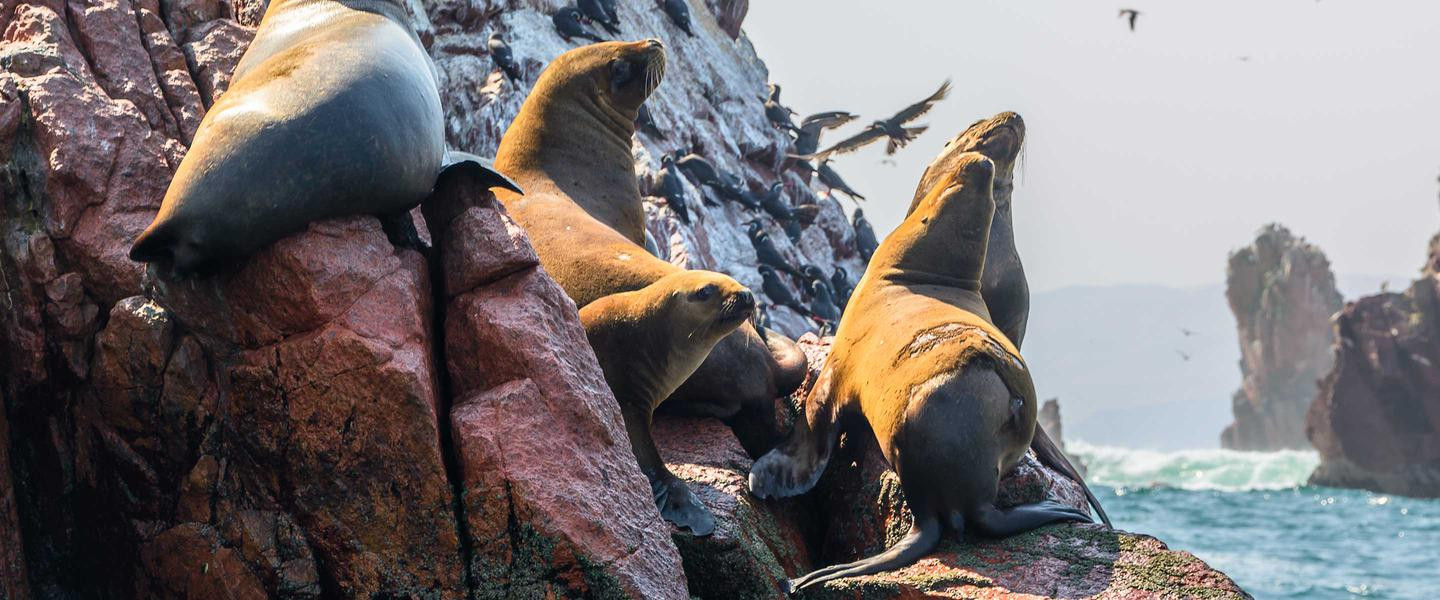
[
  {"x1": 877, "y1": 157, "x2": 996, "y2": 290},
  {"x1": 494, "y1": 76, "x2": 646, "y2": 242}
]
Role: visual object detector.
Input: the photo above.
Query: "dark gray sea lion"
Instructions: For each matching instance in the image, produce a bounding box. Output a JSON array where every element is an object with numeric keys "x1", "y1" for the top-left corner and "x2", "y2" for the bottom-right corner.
[
  {"x1": 749, "y1": 153, "x2": 1091, "y2": 591},
  {"x1": 129, "y1": 0, "x2": 518, "y2": 277},
  {"x1": 906, "y1": 112, "x2": 1109, "y2": 526},
  {"x1": 581, "y1": 270, "x2": 756, "y2": 534}
]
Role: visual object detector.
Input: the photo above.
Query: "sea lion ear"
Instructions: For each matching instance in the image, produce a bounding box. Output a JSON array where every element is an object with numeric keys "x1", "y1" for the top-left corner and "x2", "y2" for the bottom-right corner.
[
  {"x1": 439, "y1": 150, "x2": 524, "y2": 195},
  {"x1": 609, "y1": 59, "x2": 634, "y2": 92}
]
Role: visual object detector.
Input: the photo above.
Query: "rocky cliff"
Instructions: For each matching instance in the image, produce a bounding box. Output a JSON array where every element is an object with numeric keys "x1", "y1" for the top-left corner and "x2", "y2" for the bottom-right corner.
[
  {"x1": 1221, "y1": 224, "x2": 1343, "y2": 451},
  {"x1": 1, "y1": 0, "x2": 1246, "y2": 597},
  {"x1": 1307, "y1": 232, "x2": 1440, "y2": 498}
]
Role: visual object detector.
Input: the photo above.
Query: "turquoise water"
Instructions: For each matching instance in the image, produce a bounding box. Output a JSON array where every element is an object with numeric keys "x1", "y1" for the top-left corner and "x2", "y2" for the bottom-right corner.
[{"x1": 1069, "y1": 442, "x2": 1440, "y2": 600}]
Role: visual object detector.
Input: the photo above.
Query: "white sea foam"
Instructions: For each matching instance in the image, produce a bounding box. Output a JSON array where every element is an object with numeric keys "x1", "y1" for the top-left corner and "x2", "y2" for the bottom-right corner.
[{"x1": 1068, "y1": 440, "x2": 1320, "y2": 492}]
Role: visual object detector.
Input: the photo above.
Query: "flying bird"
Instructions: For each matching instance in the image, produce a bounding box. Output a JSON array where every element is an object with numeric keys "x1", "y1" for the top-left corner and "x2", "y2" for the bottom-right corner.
[
  {"x1": 553, "y1": 7, "x2": 605, "y2": 42},
  {"x1": 1179, "y1": 327, "x2": 1196, "y2": 337},
  {"x1": 1176, "y1": 350, "x2": 1191, "y2": 362},
  {"x1": 793, "y1": 111, "x2": 858, "y2": 157},
  {"x1": 487, "y1": 33, "x2": 521, "y2": 82},
  {"x1": 1119, "y1": 9, "x2": 1140, "y2": 32},
  {"x1": 806, "y1": 80, "x2": 950, "y2": 159}
]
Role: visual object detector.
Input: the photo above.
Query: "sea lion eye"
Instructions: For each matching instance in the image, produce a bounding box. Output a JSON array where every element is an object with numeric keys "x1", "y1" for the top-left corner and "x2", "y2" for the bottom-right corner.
[
  {"x1": 609, "y1": 59, "x2": 633, "y2": 90},
  {"x1": 692, "y1": 284, "x2": 716, "y2": 301}
]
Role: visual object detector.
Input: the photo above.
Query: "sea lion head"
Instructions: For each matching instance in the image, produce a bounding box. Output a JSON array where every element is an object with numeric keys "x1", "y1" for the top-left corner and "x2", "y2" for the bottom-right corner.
[
  {"x1": 537, "y1": 39, "x2": 666, "y2": 122},
  {"x1": 655, "y1": 270, "x2": 756, "y2": 343},
  {"x1": 910, "y1": 112, "x2": 1025, "y2": 213},
  {"x1": 883, "y1": 152, "x2": 996, "y2": 285}
]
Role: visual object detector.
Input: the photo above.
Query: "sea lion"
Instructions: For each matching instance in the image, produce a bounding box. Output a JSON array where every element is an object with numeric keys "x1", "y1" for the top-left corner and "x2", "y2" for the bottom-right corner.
[
  {"x1": 749, "y1": 153, "x2": 1091, "y2": 591},
  {"x1": 492, "y1": 41, "x2": 807, "y2": 445},
  {"x1": 128, "y1": 0, "x2": 518, "y2": 277},
  {"x1": 580, "y1": 270, "x2": 756, "y2": 534},
  {"x1": 908, "y1": 113, "x2": 1110, "y2": 525}
]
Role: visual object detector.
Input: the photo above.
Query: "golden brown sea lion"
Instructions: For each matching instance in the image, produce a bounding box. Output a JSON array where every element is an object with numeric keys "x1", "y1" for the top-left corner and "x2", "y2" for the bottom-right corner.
[
  {"x1": 749, "y1": 153, "x2": 1091, "y2": 591},
  {"x1": 909, "y1": 112, "x2": 1110, "y2": 527},
  {"x1": 581, "y1": 270, "x2": 756, "y2": 534},
  {"x1": 129, "y1": 0, "x2": 518, "y2": 277},
  {"x1": 493, "y1": 40, "x2": 807, "y2": 435}
]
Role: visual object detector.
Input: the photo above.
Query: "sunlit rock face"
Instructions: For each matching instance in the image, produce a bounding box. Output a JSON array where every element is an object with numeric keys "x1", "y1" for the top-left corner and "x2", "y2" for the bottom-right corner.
[
  {"x1": 1308, "y1": 232, "x2": 1440, "y2": 498},
  {"x1": 1222, "y1": 224, "x2": 1343, "y2": 451}
]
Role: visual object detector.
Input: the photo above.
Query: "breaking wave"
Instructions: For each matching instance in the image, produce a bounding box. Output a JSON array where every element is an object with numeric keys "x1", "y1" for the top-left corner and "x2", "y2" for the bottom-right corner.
[{"x1": 1068, "y1": 440, "x2": 1320, "y2": 492}]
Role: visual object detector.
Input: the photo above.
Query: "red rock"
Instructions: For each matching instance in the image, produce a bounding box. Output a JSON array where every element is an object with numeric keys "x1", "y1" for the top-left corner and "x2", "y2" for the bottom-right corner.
[
  {"x1": 655, "y1": 417, "x2": 815, "y2": 599},
  {"x1": 1223, "y1": 224, "x2": 1343, "y2": 451},
  {"x1": 1307, "y1": 254, "x2": 1440, "y2": 497},
  {"x1": 427, "y1": 174, "x2": 689, "y2": 600}
]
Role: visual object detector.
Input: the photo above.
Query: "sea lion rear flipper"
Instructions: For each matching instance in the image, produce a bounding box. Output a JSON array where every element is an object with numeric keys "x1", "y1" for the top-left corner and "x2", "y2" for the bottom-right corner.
[
  {"x1": 377, "y1": 210, "x2": 427, "y2": 252},
  {"x1": 970, "y1": 500, "x2": 1092, "y2": 538},
  {"x1": 439, "y1": 150, "x2": 524, "y2": 195},
  {"x1": 1030, "y1": 425, "x2": 1112, "y2": 527},
  {"x1": 748, "y1": 370, "x2": 840, "y2": 499},
  {"x1": 788, "y1": 515, "x2": 942, "y2": 592}
]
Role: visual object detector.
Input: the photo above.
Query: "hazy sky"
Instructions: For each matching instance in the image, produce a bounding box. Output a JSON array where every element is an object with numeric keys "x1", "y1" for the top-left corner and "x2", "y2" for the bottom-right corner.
[{"x1": 746, "y1": 1, "x2": 1440, "y2": 292}]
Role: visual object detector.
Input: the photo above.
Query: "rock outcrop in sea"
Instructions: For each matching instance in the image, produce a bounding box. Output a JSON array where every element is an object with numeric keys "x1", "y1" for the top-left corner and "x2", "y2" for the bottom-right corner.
[
  {"x1": 0, "y1": 0, "x2": 1246, "y2": 596},
  {"x1": 1222, "y1": 224, "x2": 1343, "y2": 451},
  {"x1": 1307, "y1": 232, "x2": 1440, "y2": 498}
]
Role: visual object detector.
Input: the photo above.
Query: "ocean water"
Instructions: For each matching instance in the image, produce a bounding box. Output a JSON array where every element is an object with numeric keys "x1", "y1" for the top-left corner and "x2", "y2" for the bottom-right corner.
[{"x1": 1068, "y1": 442, "x2": 1440, "y2": 599}]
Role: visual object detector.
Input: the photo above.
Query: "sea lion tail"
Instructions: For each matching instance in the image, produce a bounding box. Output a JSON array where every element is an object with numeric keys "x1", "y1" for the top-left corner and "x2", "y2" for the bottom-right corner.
[
  {"x1": 787, "y1": 516, "x2": 941, "y2": 593},
  {"x1": 1031, "y1": 424, "x2": 1112, "y2": 528}
]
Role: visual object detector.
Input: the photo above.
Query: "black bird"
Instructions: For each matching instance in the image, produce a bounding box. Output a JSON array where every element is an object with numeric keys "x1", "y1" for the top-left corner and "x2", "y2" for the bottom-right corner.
[
  {"x1": 1119, "y1": 9, "x2": 1140, "y2": 32},
  {"x1": 831, "y1": 266, "x2": 854, "y2": 309},
  {"x1": 676, "y1": 152, "x2": 724, "y2": 187},
  {"x1": 800, "y1": 264, "x2": 827, "y2": 284},
  {"x1": 579, "y1": 0, "x2": 620, "y2": 34},
  {"x1": 553, "y1": 7, "x2": 605, "y2": 43},
  {"x1": 764, "y1": 84, "x2": 801, "y2": 133},
  {"x1": 656, "y1": 154, "x2": 690, "y2": 224},
  {"x1": 487, "y1": 33, "x2": 522, "y2": 82},
  {"x1": 730, "y1": 186, "x2": 764, "y2": 211},
  {"x1": 817, "y1": 160, "x2": 865, "y2": 201},
  {"x1": 808, "y1": 81, "x2": 950, "y2": 159},
  {"x1": 747, "y1": 221, "x2": 803, "y2": 278},
  {"x1": 753, "y1": 304, "x2": 772, "y2": 340},
  {"x1": 794, "y1": 111, "x2": 859, "y2": 157},
  {"x1": 758, "y1": 265, "x2": 808, "y2": 316},
  {"x1": 661, "y1": 0, "x2": 695, "y2": 36},
  {"x1": 808, "y1": 278, "x2": 842, "y2": 324},
  {"x1": 635, "y1": 103, "x2": 665, "y2": 139},
  {"x1": 1176, "y1": 350, "x2": 1191, "y2": 362},
  {"x1": 1180, "y1": 327, "x2": 1196, "y2": 337},
  {"x1": 758, "y1": 182, "x2": 793, "y2": 222},
  {"x1": 852, "y1": 207, "x2": 878, "y2": 262},
  {"x1": 599, "y1": 0, "x2": 620, "y2": 24},
  {"x1": 782, "y1": 218, "x2": 803, "y2": 243}
]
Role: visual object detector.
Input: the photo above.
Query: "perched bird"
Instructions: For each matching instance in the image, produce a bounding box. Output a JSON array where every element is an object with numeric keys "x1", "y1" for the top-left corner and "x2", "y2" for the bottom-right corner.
[
  {"x1": 753, "y1": 304, "x2": 773, "y2": 339},
  {"x1": 661, "y1": 0, "x2": 695, "y2": 36},
  {"x1": 487, "y1": 33, "x2": 521, "y2": 82},
  {"x1": 764, "y1": 84, "x2": 801, "y2": 133},
  {"x1": 791, "y1": 203, "x2": 821, "y2": 227},
  {"x1": 635, "y1": 103, "x2": 665, "y2": 139},
  {"x1": 748, "y1": 221, "x2": 803, "y2": 278},
  {"x1": 817, "y1": 160, "x2": 865, "y2": 201},
  {"x1": 758, "y1": 182, "x2": 793, "y2": 222},
  {"x1": 579, "y1": 0, "x2": 620, "y2": 34},
  {"x1": 730, "y1": 186, "x2": 764, "y2": 211},
  {"x1": 676, "y1": 152, "x2": 724, "y2": 187},
  {"x1": 782, "y1": 218, "x2": 803, "y2": 243},
  {"x1": 808, "y1": 278, "x2": 842, "y2": 324},
  {"x1": 599, "y1": 0, "x2": 620, "y2": 24},
  {"x1": 1119, "y1": 8, "x2": 1140, "y2": 31},
  {"x1": 831, "y1": 266, "x2": 854, "y2": 309},
  {"x1": 800, "y1": 264, "x2": 827, "y2": 284},
  {"x1": 808, "y1": 81, "x2": 950, "y2": 159},
  {"x1": 553, "y1": 7, "x2": 605, "y2": 43},
  {"x1": 656, "y1": 154, "x2": 690, "y2": 224},
  {"x1": 794, "y1": 111, "x2": 859, "y2": 157},
  {"x1": 852, "y1": 207, "x2": 878, "y2": 262},
  {"x1": 758, "y1": 265, "x2": 809, "y2": 316}
]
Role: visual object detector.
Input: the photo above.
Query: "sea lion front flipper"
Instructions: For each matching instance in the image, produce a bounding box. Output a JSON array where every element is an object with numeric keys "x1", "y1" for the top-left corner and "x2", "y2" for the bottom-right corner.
[
  {"x1": 748, "y1": 369, "x2": 841, "y2": 499},
  {"x1": 620, "y1": 403, "x2": 716, "y2": 536},
  {"x1": 439, "y1": 150, "x2": 524, "y2": 195}
]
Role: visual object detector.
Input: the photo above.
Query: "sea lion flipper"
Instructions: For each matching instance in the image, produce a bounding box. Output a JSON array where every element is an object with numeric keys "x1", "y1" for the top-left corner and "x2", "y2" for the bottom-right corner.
[
  {"x1": 1030, "y1": 425, "x2": 1112, "y2": 527},
  {"x1": 790, "y1": 516, "x2": 942, "y2": 592},
  {"x1": 377, "y1": 210, "x2": 426, "y2": 252},
  {"x1": 969, "y1": 500, "x2": 1092, "y2": 538},
  {"x1": 440, "y1": 150, "x2": 524, "y2": 195},
  {"x1": 748, "y1": 371, "x2": 840, "y2": 499}
]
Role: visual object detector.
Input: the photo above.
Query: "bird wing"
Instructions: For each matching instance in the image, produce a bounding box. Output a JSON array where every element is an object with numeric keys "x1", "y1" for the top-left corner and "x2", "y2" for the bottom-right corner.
[
  {"x1": 801, "y1": 111, "x2": 859, "y2": 130},
  {"x1": 813, "y1": 125, "x2": 887, "y2": 158},
  {"x1": 890, "y1": 80, "x2": 951, "y2": 125}
]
